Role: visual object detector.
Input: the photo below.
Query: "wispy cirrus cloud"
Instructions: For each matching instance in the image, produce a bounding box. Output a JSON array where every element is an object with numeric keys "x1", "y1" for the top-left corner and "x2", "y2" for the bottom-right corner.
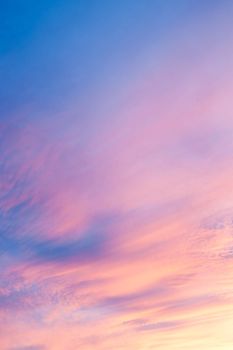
[{"x1": 1, "y1": 1, "x2": 233, "y2": 350}]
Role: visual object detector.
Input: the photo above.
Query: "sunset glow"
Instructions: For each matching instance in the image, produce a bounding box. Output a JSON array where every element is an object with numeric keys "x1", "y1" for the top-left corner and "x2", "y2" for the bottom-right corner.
[{"x1": 1, "y1": 1, "x2": 233, "y2": 349}]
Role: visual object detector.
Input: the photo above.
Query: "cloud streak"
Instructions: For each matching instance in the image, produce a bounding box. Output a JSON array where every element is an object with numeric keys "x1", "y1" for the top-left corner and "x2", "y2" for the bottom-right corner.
[{"x1": 1, "y1": 1, "x2": 233, "y2": 350}]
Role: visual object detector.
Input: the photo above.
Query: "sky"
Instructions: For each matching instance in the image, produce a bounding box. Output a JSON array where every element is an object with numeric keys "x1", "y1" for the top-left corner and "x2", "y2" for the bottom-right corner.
[{"x1": 1, "y1": 1, "x2": 233, "y2": 349}]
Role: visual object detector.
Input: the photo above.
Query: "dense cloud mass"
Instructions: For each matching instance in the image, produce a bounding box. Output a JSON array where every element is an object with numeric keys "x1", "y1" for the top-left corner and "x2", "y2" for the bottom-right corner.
[{"x1": 1, "y1": 1, "x2": 233, "y2": 349}]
